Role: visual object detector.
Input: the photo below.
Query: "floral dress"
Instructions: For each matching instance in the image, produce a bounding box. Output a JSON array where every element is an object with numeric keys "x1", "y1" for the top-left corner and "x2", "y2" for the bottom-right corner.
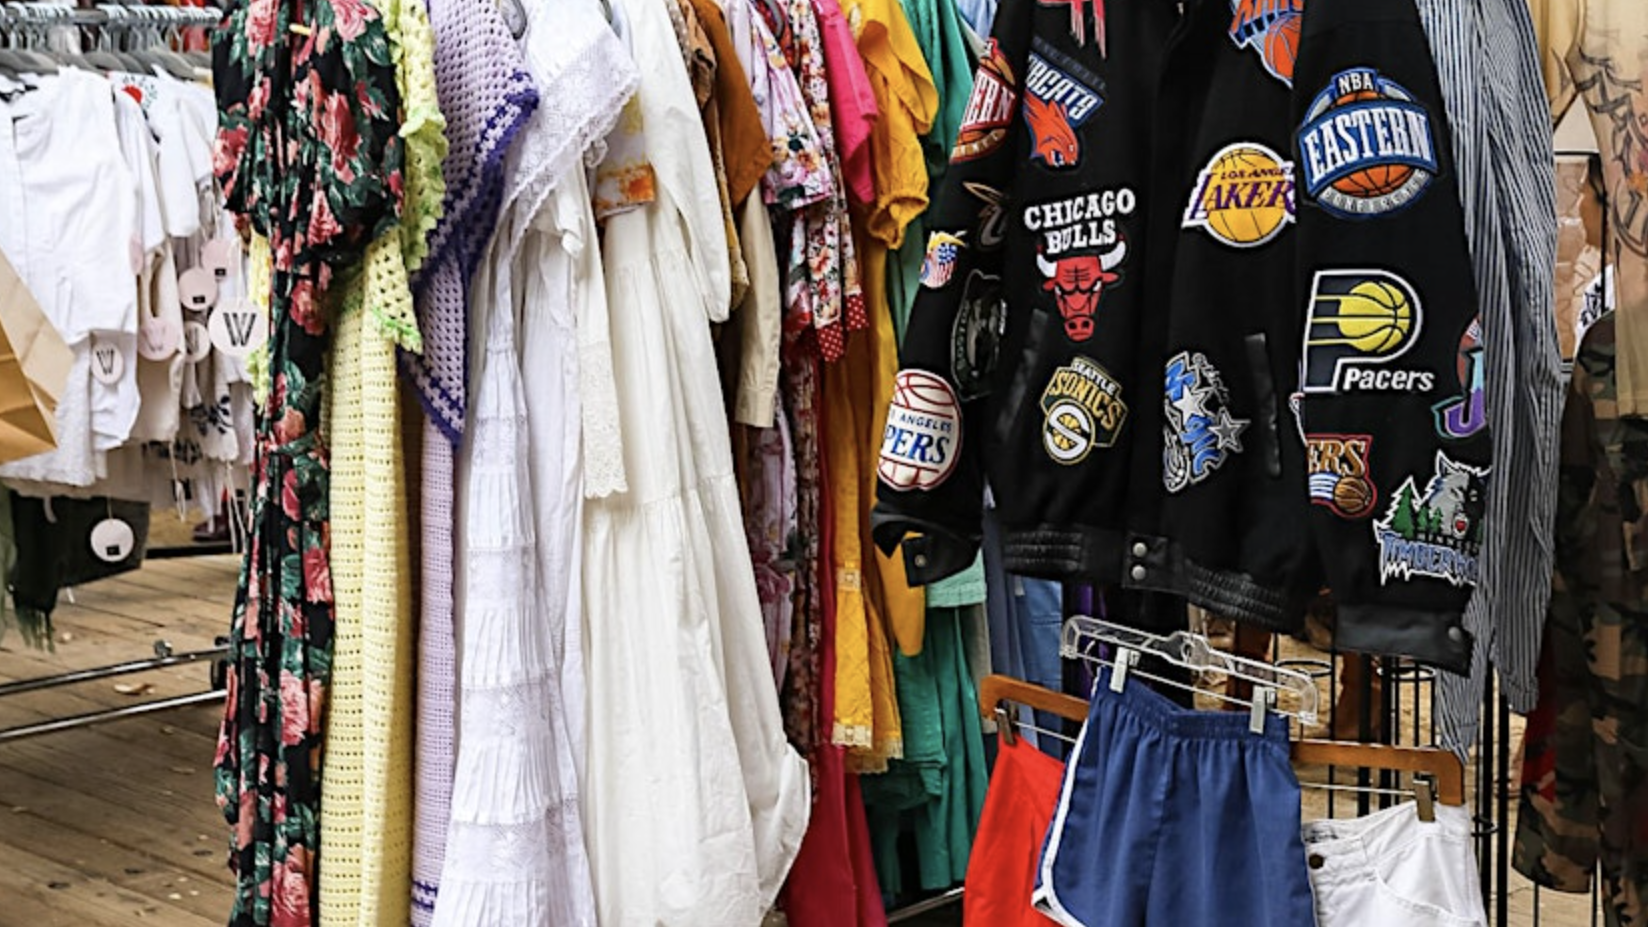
[{"x1": 211, "y1": 0, "x2": 405, "y2": 922}]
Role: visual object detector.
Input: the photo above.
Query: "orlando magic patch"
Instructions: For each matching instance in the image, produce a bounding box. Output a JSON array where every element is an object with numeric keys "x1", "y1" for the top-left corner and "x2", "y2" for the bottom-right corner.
[
  {"x1": 1297, "y1": 68, "x2": 1438, "y2": 218},
  {"x1": 1162, "y1": 350, "x2": 1249, "y2": 493}
]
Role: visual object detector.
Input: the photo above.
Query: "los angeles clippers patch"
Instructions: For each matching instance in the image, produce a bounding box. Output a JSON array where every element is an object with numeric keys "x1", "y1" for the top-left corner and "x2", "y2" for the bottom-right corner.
[
  {"x1": 880, "y1": 370, "x2": 963, "y2": 490},
  {"x1": 1302, "y1": 270, "x2": 1433, "y2": 394},
  {"x1": 1041, "y1": 357, "x2": 1127, "y2": 464},
  {"x1": 1024, "y1": 38, "x2": 1103, "y2": 171},
  {"x1": 952, "y1": 39, "x2": 1016, "y2": 163},
  {"x1": 1375, "y1": 451, "x2": 1488, "y2": 587},
  {"x1": 1432, "y1": 316, "x2": 1486, "y2": 440},
  {"x1": 1162, "y1": 351, "x2": 1249, "y2": 493},
  {"x1": 1297, "y1": 68, "x2": 1439, "y2": 218},
  {"x1": 1182, "y1": 142, "x2": 1296, "y2": 248},
  {"x1": 1306, "y1": 433, "x2": 1376, "y2": 518},
  {"x1": 952, "y1": 271, "x2": 1006, "y2": 399},
  {"x1": 1026, "y1": 188, "x2": 1135, "y2": 342},
  {"x1": 1229, "y1": 0, "x2": 1303, "y2": 87}
]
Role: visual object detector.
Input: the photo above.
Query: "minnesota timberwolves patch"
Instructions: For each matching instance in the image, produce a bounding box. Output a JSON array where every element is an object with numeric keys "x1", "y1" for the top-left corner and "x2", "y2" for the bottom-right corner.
[
  {"x1": 1228, "y1": 0, "x2": 1303, "y2": 88},
  {"x1": 1024, "y1": 37, "x2": 1104, "y2": 170},
  {"x1": 1297, "y1": 68, "x2": 1439, "y2": 218},
  {"x1": 1375, "y1": 451, "x2": 1488, "y2": 587}
]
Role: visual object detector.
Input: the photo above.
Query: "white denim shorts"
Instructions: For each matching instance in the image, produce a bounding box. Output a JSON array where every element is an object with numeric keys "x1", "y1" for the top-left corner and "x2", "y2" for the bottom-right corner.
[{"x1": 1304, "y1": 801, "x2": 1487, "y2": 927}]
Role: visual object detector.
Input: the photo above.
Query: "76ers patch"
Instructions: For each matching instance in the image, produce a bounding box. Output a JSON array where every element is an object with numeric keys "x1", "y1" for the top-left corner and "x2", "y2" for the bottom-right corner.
[
  {"x1": 1297, "y1": 68, "x2": 1438, "y2": 218},
  {"x1": 1182, "y1": 142, "x2": 1295, "y2": 248},
  {"x1": 880, "y1": 370, "x2": 963, "y2": 490},
  {"x1": 952, "y1": 39, "x2": 1016, "y2": 163},
  {"x1": 1024, "y1": 38, "x2": 1103, "y2": 170}
]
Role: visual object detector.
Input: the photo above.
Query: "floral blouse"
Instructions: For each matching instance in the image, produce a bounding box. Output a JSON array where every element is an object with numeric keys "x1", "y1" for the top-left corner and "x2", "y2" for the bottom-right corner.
[{"x1": 211, "y1": 0, "x2": 404, "y2": 922}]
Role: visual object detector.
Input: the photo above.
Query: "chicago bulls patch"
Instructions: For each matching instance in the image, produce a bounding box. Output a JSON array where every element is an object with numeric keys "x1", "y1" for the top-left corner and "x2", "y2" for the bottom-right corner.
[
  {"x1": 880, "y1": 370, "x2": 963, "y2": 490},
  {"x1": 1375, "y1": 451, "x2": 1488, "y2": 586},
  {"x1": 1162, "y1": 350, "x2": 1249, "y2": 493},
  {"x1": 1024, "y1": 39, "x2": 1103, "y2": 170},
  {"x1": 1026, "y1": 188, "x2": 1135, "y2": 342},
  {"x1": 952, "y1": 39, "x2": 1016, "y2": 163},
  {"x1": 1041, "y1": 357, "x2": 1127, "y2": 464}
]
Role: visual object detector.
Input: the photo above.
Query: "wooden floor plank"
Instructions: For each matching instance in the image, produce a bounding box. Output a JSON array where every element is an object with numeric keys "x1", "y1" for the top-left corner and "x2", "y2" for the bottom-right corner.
[{"x1": 0, "y1": 835, "x2": 221, "y2": 927}]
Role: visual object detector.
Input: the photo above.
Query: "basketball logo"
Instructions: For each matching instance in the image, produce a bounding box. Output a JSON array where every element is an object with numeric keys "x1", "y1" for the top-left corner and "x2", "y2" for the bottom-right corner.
[
  {"x1": 1298, "y1": 68, "x2": 1439, "y2": 218},
  {"x1": 952, "y1": 39, "x2": 1016, "y2": 163},
  {"x1": 1040, "y1": 357, "x2": 1127, "y2": 464},
  {"x1": 1432, "y1": 316, "x2": 1487, "y2": 439},
  {"x1": 1229, "y1": 0, "x2": 1304, "y2": 87},
  {"x1": 1182, "y1": 142, "x2": 1296, "y2": 248},
  {"x1": 1307, "y1": 433, "x2": 1377, "y2": 519},
  {"x1": 880, "y1": 370, "x2": 963, "y2": 490},
  {"x1": 1302, "y1": 270, "x2": 1434, "y2": 394}
]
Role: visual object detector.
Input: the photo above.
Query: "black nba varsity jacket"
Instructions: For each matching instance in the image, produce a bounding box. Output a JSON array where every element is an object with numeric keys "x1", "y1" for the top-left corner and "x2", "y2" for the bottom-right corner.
[{"x1": 874, "y1": 0, "x2": 1488, "y2": 672}]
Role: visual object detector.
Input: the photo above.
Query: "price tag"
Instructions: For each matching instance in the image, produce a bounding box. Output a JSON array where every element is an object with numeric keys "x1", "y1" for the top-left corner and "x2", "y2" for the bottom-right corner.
[
  {"x1": 208, "y1": 299, "x2": 267, "y2": 359},
  {"x1": 201, "y1": 238, "x2": 240, "y2": 280},
  {"x1": 90, "y1": 518, "x2": 136, "y2": 563},
  {"x1": 182, "y1": 320, "x2": 211, "y2": 362},
  {"x1": 138, "y1": 315, "x2": 182, "y2": 360},
  {"x1": 90, "y1": 337, "x2": 125, "y2": 385},
  {"x1": 178, "y1": 267, "x2": 220, "y2": 312}
]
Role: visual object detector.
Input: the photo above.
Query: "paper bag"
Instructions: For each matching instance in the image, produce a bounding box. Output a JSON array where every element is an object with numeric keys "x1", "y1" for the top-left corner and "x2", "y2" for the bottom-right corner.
[{"x1": 0, "y1": 248, "x2": 72, "y2": 465}]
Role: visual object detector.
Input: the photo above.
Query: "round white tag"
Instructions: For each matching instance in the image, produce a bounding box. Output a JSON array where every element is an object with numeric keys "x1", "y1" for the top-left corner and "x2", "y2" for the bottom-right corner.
[
  {"x1": 90, "y1": 518, "x2": 135, "y2": 563},
  {"x1": 138, "y1": 316, "x2": 182, "y2": 360},
  {"x1": 182, "y1": 320, "x2": 212, "y2": 362},
  {"x1": 178, "y1": 267, "x2": 220, "y2": 312},
  {"x1": 209, "y1": 299, "x2": 268, "y2": 359},
  {"x1": 89, "y1": 338, "x2": 125, "y2": 385},
  {"x1": 201, "y1": 238, "x2": 240, "y2": 280}
]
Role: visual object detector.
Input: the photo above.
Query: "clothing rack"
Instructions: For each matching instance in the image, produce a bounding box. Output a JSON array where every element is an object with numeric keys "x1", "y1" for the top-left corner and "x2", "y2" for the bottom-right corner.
[{"x1": 0, "y1": 3, "x2": 220, "y2": 31}]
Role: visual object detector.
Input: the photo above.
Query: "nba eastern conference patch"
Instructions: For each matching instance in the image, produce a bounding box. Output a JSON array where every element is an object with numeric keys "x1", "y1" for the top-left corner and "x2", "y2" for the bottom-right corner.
[
  {"x1": 880, "y1": 369, "x2": 962, "y2": 491},
  {"x1": 1297, "y1": 67, "x2": 1438, "y2": 218},
  {"x1": 1182, "y1": 141, "x2": 1296, "y2": 248}
]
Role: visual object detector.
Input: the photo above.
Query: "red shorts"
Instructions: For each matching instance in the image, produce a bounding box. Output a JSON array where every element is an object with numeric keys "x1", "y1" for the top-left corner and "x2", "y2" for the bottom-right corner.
[{"x1": 964, "y1": 735, "x2": 1064, "y2": 925}]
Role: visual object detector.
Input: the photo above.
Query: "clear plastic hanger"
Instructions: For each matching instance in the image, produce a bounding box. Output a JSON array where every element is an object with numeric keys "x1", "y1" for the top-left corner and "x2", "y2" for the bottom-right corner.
[{"x1": 1060, "y1": 614, "x2": 1321, "y2": 729}]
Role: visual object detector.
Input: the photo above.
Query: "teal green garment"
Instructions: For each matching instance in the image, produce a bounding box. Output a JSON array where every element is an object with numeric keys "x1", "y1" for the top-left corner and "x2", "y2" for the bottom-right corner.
[{"x1": 861, "y1": 606, "x2": 990, "y2": 894}]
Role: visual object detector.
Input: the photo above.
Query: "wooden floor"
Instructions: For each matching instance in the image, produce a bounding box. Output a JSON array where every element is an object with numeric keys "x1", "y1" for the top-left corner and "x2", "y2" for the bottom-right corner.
[{"x1": 0, "y1": 554, "x2": 1603, "y2": 927}]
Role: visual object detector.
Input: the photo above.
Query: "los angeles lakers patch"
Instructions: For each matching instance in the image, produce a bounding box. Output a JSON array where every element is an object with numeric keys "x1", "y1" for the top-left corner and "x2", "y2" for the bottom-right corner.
[
  {"x1": 1306, "y1": 433, "x2": 1376, "y2": 518},
  {"x1": 1298, "y1": 68, "x2": 1438, "y2": 218},
  {"x1": 1302, "y1": 270, "x2": 1433, "y2": 394},
  {"x1": 880, "y1": 370, "x2": 963, "y2": 491},
  {"x1": 1182, "y1": 142, "x2": 1295, "y2": 248},
  {"x1": 1229, "y1": 0, "x2": 1303, "y2": 87},
  {"x1": 952, "y1": 39, "x2": 1016, "y2": 163},
  {"x1": 1024, "y1": 38, "x2": 1103, "y2": 170},
  {"x1": 1041, "y1": 357, "x2": 1127, "y2": 464}
]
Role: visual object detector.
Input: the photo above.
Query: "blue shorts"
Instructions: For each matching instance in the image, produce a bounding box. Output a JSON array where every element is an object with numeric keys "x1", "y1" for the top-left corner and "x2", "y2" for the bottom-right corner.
[{"x1": 1033, "y1": 668, "x2": 1317, "y2": 927}]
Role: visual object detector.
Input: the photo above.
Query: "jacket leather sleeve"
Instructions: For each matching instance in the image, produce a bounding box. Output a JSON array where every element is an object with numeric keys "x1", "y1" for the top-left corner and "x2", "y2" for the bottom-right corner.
[{"x1": 870, "y1": 0, "x2": 1033, "y2": 585}]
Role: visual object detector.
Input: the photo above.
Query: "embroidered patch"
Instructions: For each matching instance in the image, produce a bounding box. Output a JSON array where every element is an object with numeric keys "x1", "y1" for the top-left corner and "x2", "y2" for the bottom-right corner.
[
  {"x1": 1307, "y1": 433, "x2": 1377, "y2": 518},
  {"x1": 879, "y1": 370, "x2": 963, "y2": 490},
  {"x1": 1037, "y1": 0, "x2": 1103, "y2": 49},
  {"x1": 1182, "y1": 141, "x2": 1296, "y2": 248},
  {"x1": 1026, "y1": 188, "x2": 1135, "y2": 343},
  {"x1": 1162, "y1": 350, "x2": 1249, "y2": 493},
  {"x1": 1041, "y1": 356, "x2": 1128, "y2": 464},
  {"x1": 1024, "y1": 39, "x2": 1103, "y2": 170},
  {"x1": 964, "y1": 182, "x2": 1009, "y2": 250},
  {"x1": 1298, "y1": 68, "x2": 1439, "y2": 218},
  {"x1": 1229, "y1": 0, "x2": 1304, "y2": 87},
  {"x1": 952, "y1": 39, "x2": 1016, "y2": 163},
  {"x1": 920, "y1": 231, "x2": 967, "y2": 289},
  {"x1": 1375, "y1": 451, "x2": 1488, "y2": 586},
  {"x1": 952, "y1": 271, "x2": 1007, "y2": 399},
  {"x1": 1302, "y1": 270, "x2": 1433, "y2": 394},
  {"x1": 1432, "y1": 316, "x2": 1486, "y2": 439}
]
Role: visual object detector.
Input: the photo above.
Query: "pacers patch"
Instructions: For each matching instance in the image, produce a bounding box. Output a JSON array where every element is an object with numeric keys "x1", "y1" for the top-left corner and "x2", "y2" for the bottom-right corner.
[
  {"x1": 1182, "y1": 142, "x2": 1296, "y2": 247},
  {"x1": 952, "y1": 39, "x2": 1016, "y2": 163},
  {"x1": 1307, "y1": 433, "x2": 1376, "y2": 518},
  {"x1": 1041, "y1": 357, "x2": 1127, "y2": 464},
  {"x1": 880, "y1": 370, "x2": 963, "y2": 491},
  {"x1": 1229, "y1": 0, "x2": 1304, "y2": 87},
  {"x1": 1302, "y1": 270, "x2": 1433, "y2": 394},
  {"x1": 1024, "y1": 38, "x2": 1103, "y2": 170},
  {"x1": 1375, "y1": 451, "x2": 1488, "y2": 587},
  {"x1": 1163, "y1": 351, "x2": 1249, "y2": 493},
  {"x1": 921, "y1": 231, "x2": 966, "y2": 289},
  {"x1": 1432, "y1": 316, "x2": 1486, "y2": 440},
  {"x1": 1298, "y1": 68, "x2": 1438, "y2": 218}
]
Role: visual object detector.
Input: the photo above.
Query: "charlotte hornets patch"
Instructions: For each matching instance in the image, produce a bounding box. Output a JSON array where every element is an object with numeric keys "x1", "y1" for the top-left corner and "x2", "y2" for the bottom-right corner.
[
  {"x1": 1163, "y1": 351, "x2": 1249, "y2": 493},
  {"x1": 1297, "y1": 68, "x2": 1438, "y2": 218},
  {"x1": 1182, "y1": 142, "x2": 1295, "y2": 248},
  {"x1": 880, "y1": 370, "x2": 963, "y2": 490},
  {"x1": 952, "y1": 39, "x2": 1016, "y2": 163},
  {"x1": 1024, "y1": 38, "x2": 1104, "y2": 170},
  {"x1": 1302, "y1": 270, "x2": 1434, "y2": 394},
  {"x1": 1229, "y1": 0, "x2": 1303, "y2": 87},
  {"x1": 952, "y1": 271, "x2": 1006, "y2": 399},
  {"x1": 1375, "y1": 451, "x2": 1488, "y2": 587},
  {"x1": 1041, "y1": 357, "x2": 1128, "y2": 464}
]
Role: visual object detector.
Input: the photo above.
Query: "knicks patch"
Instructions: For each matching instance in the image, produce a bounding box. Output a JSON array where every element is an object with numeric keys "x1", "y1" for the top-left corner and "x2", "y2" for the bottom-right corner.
[
  {"x1": 1163, "y1": 351, "x2": 1249, "y2": 493},
  {"x1": 1041, "y1": 357, "x2": 1127, "y2": 464},
  {"x1": 1307, "y1": 433, "x2": 1376, "y2": 518},
  {"x1": 1024, "y1": 39, "x2": 1103, "y2": 170},
  {"x1": 1298, "y1": 68, "x2": 1439, "y2": 218},
  {"x1": 952, "y1": 39, "x2": 1016, "y2": 163},
  {"x1": 1302, "y1": 270, "x2": 1433, "y2": 394},
  {"x1": 1182, "y1": 142, "x2": 1296, "y2": 247},
  {"x1": 1229, "y1": 0, "x2": 1303, "y2": 87},
  {"x1": 952, "y1": 271, "x2": 1006, "y2": 399},
  {"x1": 1376, "y1": 451, "x2": 1488, "y2": 587},
  {"x1": 920, "y1": 231, "x2": 966, "y2": 289},
  {"x1": 1432, "y1": 316, "x2": 1486, "y2": 439},
  {"x1": 880, "y1": 370, "x2": 963, "y2": 491}
]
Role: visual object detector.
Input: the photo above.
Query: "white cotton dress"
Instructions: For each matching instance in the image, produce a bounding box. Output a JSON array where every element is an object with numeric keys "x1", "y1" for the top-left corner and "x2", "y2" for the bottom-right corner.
[{"x1": 581, "y1": 0, "x2": 811, "y2": 922}]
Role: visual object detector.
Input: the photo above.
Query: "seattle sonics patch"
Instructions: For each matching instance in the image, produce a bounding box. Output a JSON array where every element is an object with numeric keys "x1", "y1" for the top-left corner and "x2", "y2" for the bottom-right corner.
[
  {"x1": 1297, "y1": 68, "x2": 1438, "y2": 218},
  {"x1": 1041, "y1": 357, "x2": 1127, "y2": 464}
]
